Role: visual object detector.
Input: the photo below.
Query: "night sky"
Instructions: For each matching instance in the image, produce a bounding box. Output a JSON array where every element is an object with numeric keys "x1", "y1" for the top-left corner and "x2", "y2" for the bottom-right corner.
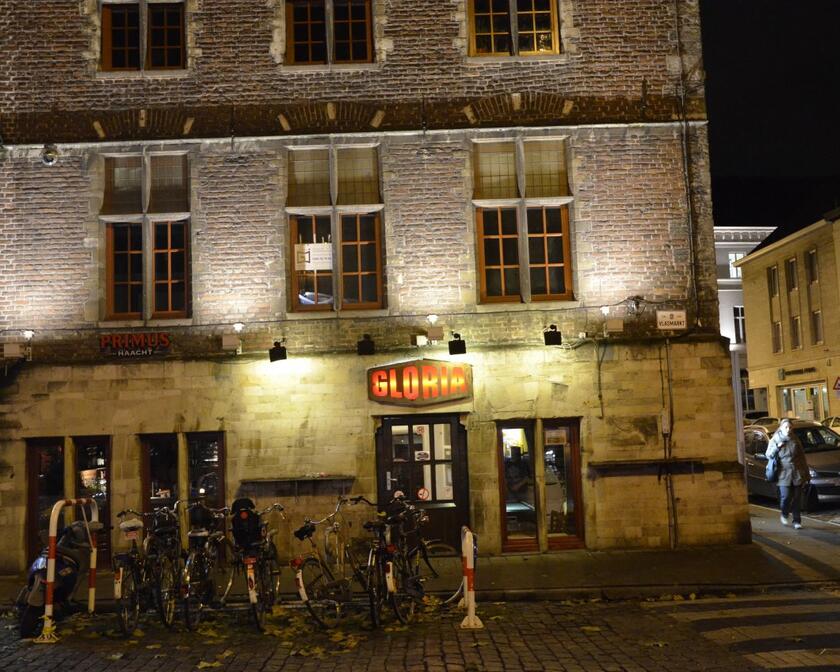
[{"x1": 699, "y1": 0, "x2": 840, "y2": 228}]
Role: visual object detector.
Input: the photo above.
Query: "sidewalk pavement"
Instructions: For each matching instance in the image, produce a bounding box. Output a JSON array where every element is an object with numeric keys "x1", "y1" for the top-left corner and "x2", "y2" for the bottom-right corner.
[{"x1": 2, "y1": 505, "x2": 837, "y2": 608}]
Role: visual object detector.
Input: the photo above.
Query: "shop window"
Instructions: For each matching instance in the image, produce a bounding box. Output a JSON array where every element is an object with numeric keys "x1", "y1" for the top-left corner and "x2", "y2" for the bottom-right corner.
[
  {"x1": 286, "y1": 0, "x2": 373, "y2": 65},
  {"x1": 474, "y1": 139, "x2": 572, "y2": 303},
  {"x1": 101, "y1": 154, "x2": 190, "y2": 320},
  {"x1": 141, "y1": 435, "x2": 179, "y2": 513},
  {"x1": 287, "y1": 146, "x2": 384, "y2": 311},
  {"x1": 101, "y1": 2, "x2": 185, "y2": 72},
  {"x1": 468, "y1": 0, "x2": 559, "y2": 57},
  {"x1": 187, "y1": 433, "x2": 226, "y2": 510}
]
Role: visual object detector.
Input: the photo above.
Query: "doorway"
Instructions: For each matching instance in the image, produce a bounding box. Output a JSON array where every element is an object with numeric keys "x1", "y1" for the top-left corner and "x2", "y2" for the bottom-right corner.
[
  {"x1": 375, "y1": 415, "x2": 468, "y2": 550},
  {"x1": 26, "y1": 439, "x2": 65, "y2": 560},
  {"x1": 780, "y1": 383, "x2": 829, "y2": 421},
  {"x1": 75, "y1": 436, "x2": 112, "y2": 567}
]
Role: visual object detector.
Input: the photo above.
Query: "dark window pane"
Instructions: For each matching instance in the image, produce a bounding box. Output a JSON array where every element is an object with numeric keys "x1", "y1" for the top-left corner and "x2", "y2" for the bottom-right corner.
[
  {"x1": 296, "y1": 218, "x2": 314, "y2": 244},
  {"x1": 344, "y1": 277, "x2": 359, "y2": 303},
  {"x1": 171, "y1": 252, "x2": 185, "y2": 280},
  {"x1": 493, "y1": 13, "x2": 510, "y2": 32},
  {"x1": 547, "y1": 237, "x2": 564, "y2": 263},
  {"x1": 311, "y1": 3, "x2": 325, "y2": 20},
  {"x1": 475, "y1": 35, "x2": 492, "y2": 53},
  {"x1": 155, "y1": 223, "x2": 168, "y2": 248},
  {"x1": 535, "y1": 12, "x2": 551, "y2": 30},
  {"x1": 359, "y1": 215, "x2": 376, "y2": 241},
  {"x1": 294, "y1": 24, "x2": 308, "y2": 42},
  {"x1": 501, "y1": 208, "x2": 517, "y2": 235},
  {"x1": 335, "y1": 3, "x2": 349, "y2": 19},
  {"x1": 486, "y1": 269, "x2": 502, "y2": 296},
  {"x1": 529, "y1": 238, "x2": 545, "y2": 264},
  {"x1": 130, "y1": 224, "x2": 142, "y2": 249},
  {"x1": 319, "y1": 274, "x2": 333, "y2": 297},
  {"x1": 494, "y1": 35, "x2": 510, "y2": 53},
  {"x1": 171, "y1": 223, "x2": 185, "y2": 249},
  {"x1": 352, "y1": 42, "x2": 367, "y2": 61},
  {"x1": 151, "y1": 49, "x2": 165, "y2": 67},
  {"x1": 311, "y1": 43, "x2": 326, "y2": 61},
  {"x1": 315, "y1": 216, "x2": 331, "y2": 241},
  {"x1": 361, "y1": 273, "x2": 377, "y2": 302},
  {"x1": 293, "y1": 5, "x2": 308, "y2": 21},
  {"x1": 342, "y1": 217, "x2": 357, "y2": 242},
  {"x1": 130, "y1": 284, "x2": 142, "y2": 311},
  {"x1": 155, "y1": 252, "x2": 168, "y2": 278},
  {"x1": 475, "y1": 0, "x2": 489, "y2": 12},
  {"x1": 360, "y1": 243, "x2": 376, "y2": 271},
  {"x1": 343, "y1": 246, "x2": 358, "y2": 273},
  {"x1": 517, "y1": 0, "x2": 533, "y2": 11},
  {"x1": 475, "y1": 15, "x2": 491, "y2": 33},
  {"x1": 167, "y1": 28, "x2": 181, "y2": 47},
  {"x1": 155, "y1": 284, "x2": 169, "y2": 311},
  {"x1": 311, "y1": 24, "x2": 326, "y2": 41},
  {"x1": 335, "y1": 23, "x2": 350, "y2": 40},
  {"x1": 545, "y1": 207, "x2": 562, "y2": 232},
  {"x1": 126, "y1": 7, "x2": 139, "y2": 27},
  {"x1": 531, "y1": 268, "x2": 546, "y2": 295},
  {"x1": 504, "y1": 268, "x2": 520, "y2": 295},
  {"x1": 351, "y1": 2, "x2": 366, "y2": 20},
  {"x1": 534, "y1": 0, "x2": 550, "y2": 9},
  {"x1": 492, "y1": 0, "x2": 507, "y2": 10},
  {"x1": 115, "y1": 285, "x2": 129, "y2": 313},
  {"x1": 335, "y1": 43, "x2": 350, "y2": 61},
  {"x1": 295, "y1": 45, "x2": 309, "y2": 62},
  {"x1": 112, "y1": 51, "x2": 125, "y2": 68},
  {"x1": 130, "y1": 254, "x2": 143, "y2": 280},
  {"x1": 519, "y1": 34, "x2": 535, "y2": 52},
  {"x1": 549, "y1": 267, "x2": 565, "y2": 294},
  {"x1": 114, "y1": 225, "x2": 128, "y2": 251},
  {"x1": 482, "y1": 209, "x2": 499, "y2": 236},
  {"x1": 171, "y1": 284, "x2": 185, "y2": 311},
  {"x1": 127, "y1": 49, "x2": 140, "y2": 68},
  {"x1": 151, "y1": 28, "x2": 165, "y2": 47},
  {"x1": 519, "y1": 14, "x2": 534, "y2": 31},
  {"x1": 114, "y1": 255, "x2": 128, "y2": 281},
  {"x1": 527, "y1": 208, "x2": 543, "y2": 234},
  {"x1": 113, "y1": 28, "x2": 125, "y2": 48},
  {"x1": 503, "y1": 238, "x2": 519, "y2": 265},
  {"x1": 484, "y1": 239, "x2": 501, "y2": 266}
]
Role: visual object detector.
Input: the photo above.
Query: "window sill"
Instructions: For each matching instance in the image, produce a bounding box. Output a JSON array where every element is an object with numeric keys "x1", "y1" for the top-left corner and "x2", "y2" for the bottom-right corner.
[
  {"x1": 95, "y1": 69, "x2": 191, "y2": 80},
  {"x1": 465, "y1": 54, "x2": 568, "y2": 66},
  {"x1": 286, "y1": 308, "x2": 390, "y2": 321},
  {"x1": 98, "y1": 318, "x2": 194, "y2": 328},
  {"x1": 280, "y1": 62, "x2": 381, "y2": 73},
  {"x1": 475, "y1": 300, "x2": 580, "y2": 314}
]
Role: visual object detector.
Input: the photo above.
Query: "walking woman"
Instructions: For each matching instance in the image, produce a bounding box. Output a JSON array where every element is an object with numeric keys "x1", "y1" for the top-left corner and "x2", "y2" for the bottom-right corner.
[{"x1": 765, "y1": 419, "x2": 811, "y2": 529}]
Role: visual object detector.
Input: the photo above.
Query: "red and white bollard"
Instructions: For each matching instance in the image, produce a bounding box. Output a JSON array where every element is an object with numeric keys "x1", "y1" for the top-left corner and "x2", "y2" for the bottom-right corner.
[
  {"x1": 459, "y1": 526, "x2": 483, "y2": 629},
  {"x1": 35, "y1": 498, "x2": 100, "y2": 644}
]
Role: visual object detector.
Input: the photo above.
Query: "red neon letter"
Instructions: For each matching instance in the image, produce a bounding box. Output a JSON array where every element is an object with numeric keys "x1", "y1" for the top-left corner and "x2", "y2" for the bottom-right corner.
[
  {"x1": 450, "y1": 366, "x2": 467, "y2": 394},
  {"x1": 421, "y1": 366, "x2": 439, "y2": 399},
  {"x1": 388, "y1": 368, "x2": 403, "y2": 399},
  {"x1": 403, "y1": 366, "x2": 420, "y2": 400},
  {"x1": 371, "y1": 370, "x2": 388, "y2": 397}
]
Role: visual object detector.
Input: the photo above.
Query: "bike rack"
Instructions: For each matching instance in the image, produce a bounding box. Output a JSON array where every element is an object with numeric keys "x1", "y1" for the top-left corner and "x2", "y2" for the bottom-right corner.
[
  {"x1": 458, "y1": 526, "x2": 483, "y2": 629},
  {"x1": 34, "y1": 498, "x2": 100, "y2": 644}
]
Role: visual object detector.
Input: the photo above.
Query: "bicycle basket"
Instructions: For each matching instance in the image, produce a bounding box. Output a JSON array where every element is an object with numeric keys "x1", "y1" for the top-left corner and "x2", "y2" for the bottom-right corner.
[{"x1": 232, "y1": 507, "x2": 261, "y2": 547}]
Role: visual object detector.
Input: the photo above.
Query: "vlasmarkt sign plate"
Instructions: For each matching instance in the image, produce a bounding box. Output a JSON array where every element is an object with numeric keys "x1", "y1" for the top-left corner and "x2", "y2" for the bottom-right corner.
[{"x1": 656, "y1": 310, "x2": 687, "y2": 330}]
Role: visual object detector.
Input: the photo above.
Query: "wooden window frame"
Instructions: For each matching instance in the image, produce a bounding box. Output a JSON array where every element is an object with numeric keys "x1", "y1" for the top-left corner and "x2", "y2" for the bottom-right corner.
[
  {"x1": 101, "y1": 153, "x2": 191, "y2": 321},
  {"x1": 151, "y1": 219, "x2": 190, "y2": 319},
  {"x1": 340, "y1": 213, "x2": 383, "y2": 309},
  {"x1": 145, "y1": 2, "x2": 186, "y2": 70},
  {"x1": 543, "y1": 419, "x2": 584, "y2": 551},
  {"x1": 473, "y1": 138, "x2": 573, "y2": 304},
  {"x1": 496, "y1": 420, "x2": 539, "y2": 553},
  {"x1": 286, "y1": 0, "x2": 374, "y2": 65},
  {"x1": 468, "y1": 0, "x2": 560, "y2": 57},
  {"x1": 476, "y1": 206, "x2": 521, "y2": 303},
  {"x1": 286, "y1": 144, "x2": 385, "y2": 312},
  {"x1": 101, "y1": 1, "x2": 186, "y2": 73},
  {"x1": 290, "y1": 213, "x2": 335, "y2": 312},
  {"x1": 527, "y1": 205, "x2": 573, "y2": 301}
]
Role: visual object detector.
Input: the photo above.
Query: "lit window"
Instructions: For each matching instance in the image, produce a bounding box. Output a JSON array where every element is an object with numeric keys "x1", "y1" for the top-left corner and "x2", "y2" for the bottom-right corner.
[
  {"x1": 806, "y1": 249, "x2": 819, "y2": 284},
  {"x1": 811, "y1": 310, "x2": 823, "y2": 345},
  {"x1": 728, "y1": 252, "x2": 744, "y2": 278},
  {"x1": 469, "y1": 0, "x2": 560, "y2": 57},
  {"x1": 733, "y1": 306, "x2": 745, "y2": 344},
  {"x1": 101, "y1": 154, "x2": 190, "y2": 320},
  {"x1": 474, "y1": 139, "x2": 572, "y2": 303},
  {"x1": 785, "y1": 258, "x2": 798, "y2": 292},
  {"x1": 790, "y1": 315, "x2": 801, "y2": 349},
  {"x1": 771, "y1": 321, "x2": 783, "y2": 353},
  {"x1": 101, "y1": 2, "x2": 185, "y2": 72},
  {"x1": 767, "y1": 265, "x2": 779, "y2": 297},
  {"x1": 287, "y1": 146, "x2": 383, "y2": 311},
  {"x1": 286, "y1": 0, "x2": 373, "y2": 65}
]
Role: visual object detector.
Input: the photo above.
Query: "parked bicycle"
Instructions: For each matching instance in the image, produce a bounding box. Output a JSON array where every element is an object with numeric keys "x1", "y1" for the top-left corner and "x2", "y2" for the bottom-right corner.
[
  {"x1": 181, "y1": 501, "x2": 232, "y2": 630},
  {"x1": 113, "y1": 503, "x2": 182, "y2": 636},
  {"x1": 292, "y1": 495, "x2": 372, "y2": 628},
  {"x1": 229, "y1": 498, "x2": 285, "y2": 630}
]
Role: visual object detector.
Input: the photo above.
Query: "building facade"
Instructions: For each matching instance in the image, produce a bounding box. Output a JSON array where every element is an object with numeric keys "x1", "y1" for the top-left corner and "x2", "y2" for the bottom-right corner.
[
  {"x1": 739, "y1": 209, "x2": 840, "y2": 424},
  {"x1": 0, "y1": 0, "x2": 749, "y2": 572}
]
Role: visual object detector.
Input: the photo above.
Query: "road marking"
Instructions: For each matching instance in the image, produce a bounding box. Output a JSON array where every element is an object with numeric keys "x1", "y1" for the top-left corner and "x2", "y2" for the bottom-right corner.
[
  {"x1": 664, "y1": 602, "x2": 839, "y2": 622},
  {"x1": 746, "y1": 648, "x2": 840, "y2": 669}
]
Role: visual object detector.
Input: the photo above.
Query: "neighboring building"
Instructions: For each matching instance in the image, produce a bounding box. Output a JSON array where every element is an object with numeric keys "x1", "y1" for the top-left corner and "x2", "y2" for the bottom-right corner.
[
  {"x1": 739, "y1": 208, "x2": 840, "y2": 424},
  {"x1": 0, "y1": 1, "x2": 749, "y2": 572},
  {"x1": 714, "y1": 226, "x2": 775, "y2": 418}
]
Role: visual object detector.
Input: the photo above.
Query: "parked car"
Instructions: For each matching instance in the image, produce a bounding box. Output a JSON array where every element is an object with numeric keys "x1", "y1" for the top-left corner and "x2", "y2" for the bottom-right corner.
[
  {"x1": 749, "y1": 416, "x2": 781, "y2": 428},
  {"x1": 743, "y1": 420, "x2": 840, "y2": 511},
  {"x1": 822, "y1": 416, "x2": 840, "y2": 431},
  {"x1": 744, "y1": 410, "x2": 769, "y2": 421}
]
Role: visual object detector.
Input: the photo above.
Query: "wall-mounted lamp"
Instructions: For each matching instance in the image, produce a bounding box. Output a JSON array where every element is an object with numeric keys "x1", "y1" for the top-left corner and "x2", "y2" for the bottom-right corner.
[
  {"x1": 357, "y1": 334, "x2": 375, "y2": 356},
  {"x1": 626, "y1": 295, "x2": 643, "y2": 316},
  {"x1": 233, "y1": 322, "x2": 245, "y2": 334},
  {"x1": 269, "y1": 340, "x2": 287, "y2": 362},
  {"x1": 543, "y1": 325, "x2": 563, "y2": 346},
  {"x1": 22, "y1": 330, "x2": 35, "y2": 341},
  {"x1": 600, "y1": 306, "x2": 610, "y2": 317},
  {"x1": 41, "y1": 145, "x2": 58, "y2": 166},
  {"x1": 427, "y1": 314, "x2": 439, "y2": 325},
  {"x1": 448, "y1": 333, "x2": 466, "y2": 355}
]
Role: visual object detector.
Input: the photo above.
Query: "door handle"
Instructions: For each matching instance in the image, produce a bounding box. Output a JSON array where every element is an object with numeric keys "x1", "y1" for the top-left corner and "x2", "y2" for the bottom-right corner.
[{"x1": 386, "y1": 471, "x2": 393, "y2": 490}]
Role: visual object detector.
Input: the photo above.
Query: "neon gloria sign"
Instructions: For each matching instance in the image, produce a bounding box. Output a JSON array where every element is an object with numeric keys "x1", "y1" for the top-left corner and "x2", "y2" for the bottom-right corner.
[{"x1": 367, "y1": 358, "x2": 472, "y2": 406}]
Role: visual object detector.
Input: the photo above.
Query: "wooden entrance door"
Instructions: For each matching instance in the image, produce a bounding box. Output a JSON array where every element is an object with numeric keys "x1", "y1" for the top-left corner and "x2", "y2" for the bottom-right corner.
[
  {"x1": 26, "y1": 439, "x2": 65, "y2": 560},
  {"x1": 376, "y1": 415, "x2": 468, "y2": 550}
]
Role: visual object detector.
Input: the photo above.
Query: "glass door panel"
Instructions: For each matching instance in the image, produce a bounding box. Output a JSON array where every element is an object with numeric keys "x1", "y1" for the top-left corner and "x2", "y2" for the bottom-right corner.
[
  {"x1": 499, "y1": 424, "x2": 537, "y2": 550},
  {"x1": 75, "y1": 437, "x2": 111, "y2": 566},
  {"x1": 187, "y1": 432, "x2": 225, "y2": 509},
  {"x1": 544, "y1": 420, "x2": 584, "y2": 549},
  {"x1": 142, "y1": 435, "x2": 179, "y2": 512}
]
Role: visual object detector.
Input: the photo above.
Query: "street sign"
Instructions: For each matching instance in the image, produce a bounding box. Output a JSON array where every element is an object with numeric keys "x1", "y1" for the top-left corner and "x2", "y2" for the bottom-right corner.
[
  {"x1": 833, "y1": 377, "x2": 840, "y2": 391},
  {"x1": 656, "y1": 310, "x2": 687, "y2": 330}
]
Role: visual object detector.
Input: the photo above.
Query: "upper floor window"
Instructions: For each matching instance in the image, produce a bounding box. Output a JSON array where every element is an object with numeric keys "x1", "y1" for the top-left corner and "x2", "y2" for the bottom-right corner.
[
  {"x1": 806, "y1": 249, "x2": 819, "y2": 284},
  {"x1": 473, "y1": 139, "x2": 572, "y2": 303},
  {"x1": 733, "y1": 305, "x2": 745, "y2": 344},
  {"x1": 727, "y1": 252, "x2": 744, "y2": 278},
  {"x1": 101, "y1": 1, "x2": 186, "y2": 72},
  {"x1": 287, "y1": 146, "x2": 384, "y2": 311},
  {"x1": 785, "y1": 257, "x2": 798, "y2": 292},
  {"x1": 771, "y1": 320, "x2": 783, "y2": 354},
  {"x1": 468, "y1": 0, "x2": 560, "y2": 57},
  {"x1": 100, "y1": 154, "x2": 190, "y2": 320},
  {"x1": 286, "y1": 0, "x2": 373, "y2": 65},
  {"x1": 767, "y1": 265, "x2": 779, "y2": 298}
]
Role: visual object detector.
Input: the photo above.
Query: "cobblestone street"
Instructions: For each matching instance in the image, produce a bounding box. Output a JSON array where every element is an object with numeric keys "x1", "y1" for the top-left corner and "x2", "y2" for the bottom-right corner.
[{"x1": 8, "y1": 591, "x2": 839, "y2": 672}]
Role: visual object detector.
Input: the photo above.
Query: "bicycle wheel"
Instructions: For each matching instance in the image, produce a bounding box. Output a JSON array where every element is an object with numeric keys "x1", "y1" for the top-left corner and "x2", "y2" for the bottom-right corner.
[
  {"x1": 250, "y1": 562, "x2": 270, "y2": 631},
  {"x1": 209, "y1": 537, "x2": 235, "y2": 605},
  {"x1": 367, "y1": 554, "x2": 387, "y2": 628},
  {"x1": 390, "y1": 553, "x2": 419, "y2": 624},
  {"x1": 182, "y1": 551, "x2": 206, "y2": 631},
  {"x1": 265, "y1": 542, "x2": 281, "y2": 606},
  {"x1": 156, "y1": 554, "x2": 179, "y2": 628},
  {"x1": 300, "y1": 557, "x2": 343, "y2": 629},
  {"x1": 115, "y1": 563, "x2": 140, "y2": 637}
]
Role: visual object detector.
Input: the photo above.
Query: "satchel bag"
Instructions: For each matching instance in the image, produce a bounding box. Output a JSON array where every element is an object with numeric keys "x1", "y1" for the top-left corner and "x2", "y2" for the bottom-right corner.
[{"x1": 765, "y1": 454, "x2": 780, "y2": 483}]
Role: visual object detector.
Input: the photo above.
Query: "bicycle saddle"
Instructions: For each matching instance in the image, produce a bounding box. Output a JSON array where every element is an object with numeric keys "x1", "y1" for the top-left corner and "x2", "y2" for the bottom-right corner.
[
  {"x1": 363, "y1": 519, "x2": 388, "y2": 531},
  {"x1": 119, "y1": 519, "x2": 144, "y2": 533}
]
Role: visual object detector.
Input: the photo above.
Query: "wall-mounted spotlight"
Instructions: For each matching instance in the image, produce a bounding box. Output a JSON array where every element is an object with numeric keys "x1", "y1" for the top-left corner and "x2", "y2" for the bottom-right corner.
[
  {"x1": 448, "y1": 333, "x2": 466, "y2": 355},
  {"x1": 41, "y1": 145, "x2": 59, "y2": 166},
  {"x1": 357, "y1": 334, "x2": 375, "y2": 356},
  {"x1": 233, "y1": 322, "x2": 245, "y2": 333},
  {"x1": 22, "y1": 330, "x2": 35, "y2": 341},
  {"x1": 600, "y1": 306, "x2": 610, "y2": 317},
  {"x1": 543, "y1": 325, "x2": 562, "y2": 346},
  {"x1": 269, "y1": 340, "x2": 287, "y2": 362}
]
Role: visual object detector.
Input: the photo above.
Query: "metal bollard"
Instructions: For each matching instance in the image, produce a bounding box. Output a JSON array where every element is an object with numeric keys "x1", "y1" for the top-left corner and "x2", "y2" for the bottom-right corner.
[{"x1": 459, "y1": 526, "x2": 483, "y2": 629}]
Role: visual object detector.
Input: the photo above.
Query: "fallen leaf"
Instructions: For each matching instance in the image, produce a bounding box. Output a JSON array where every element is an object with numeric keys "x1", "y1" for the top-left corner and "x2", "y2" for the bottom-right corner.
[
  {"x1": 107, "y1": 653, "x2": 124, "y2": 661},
  {"x1": 219, "y1": 650, "x2": 234, "y2": 659},
  {"x1": 197, "y1": 662, "x2": 221, "y2": 669},
  {"x1": 146, "y1": 644, "x2": 162, "y2": 650},
  {"x1": 581, "y1": 626, "x2": 602, "y2": 633}
]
